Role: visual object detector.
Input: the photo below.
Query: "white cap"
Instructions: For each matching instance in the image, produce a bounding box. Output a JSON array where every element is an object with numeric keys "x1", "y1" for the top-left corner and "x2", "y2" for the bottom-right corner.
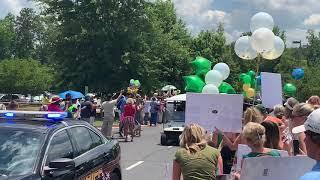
[{"x1": 292, "y1": 109, "x2": 320, "y2": 134}]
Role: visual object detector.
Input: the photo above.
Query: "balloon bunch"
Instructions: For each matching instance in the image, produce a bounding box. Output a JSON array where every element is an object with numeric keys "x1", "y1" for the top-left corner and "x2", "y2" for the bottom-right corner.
[
  {"x1": 203, "y1": 63, "x2": 234, "y2": 94},
  {"x1": 127, "y1": 79, "x2": 141, "y2": 94},
  {"x1": 239, "y1": 70, "x2": 258, "y2": 98},
  {"x1": 183, "y1": 57, "x2": 236, "y2": 94},
  {"x1": 234, "y1": 12, "x2": 285, "y2": 60}
]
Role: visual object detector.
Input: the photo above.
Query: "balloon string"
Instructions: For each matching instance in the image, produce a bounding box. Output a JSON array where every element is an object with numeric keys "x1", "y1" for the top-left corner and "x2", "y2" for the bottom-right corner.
[{"x1": 253, "y1": 54, "x2": 261, "y2": 105}]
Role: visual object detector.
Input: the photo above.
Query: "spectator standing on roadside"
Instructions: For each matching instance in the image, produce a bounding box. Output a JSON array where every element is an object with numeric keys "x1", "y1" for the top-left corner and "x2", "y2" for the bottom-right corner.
[
  {"x1": 158, "y1": 97, "x2": 165, "y2": 124},
  {"x1": 292, "y1": 109, "x2": 320, "y2": 180},
  {"x1": 81, "y1": 95, "x2": 94, "y2": 124},
  {"x1": 150, "y1": 97, "x2": 159, "y2": 126},
  {"x1": 7, "y1": 100, "x2": 19, "y2": 110},
  {"x1": 143, "y1": 96, "x2": 150, "y2": 125},
  {"x1": 173, "y1": 123, "x2": 223, "y2": 180},
  {"x1": 48, "y1": 96, "x2": 63, "y2": 112}
]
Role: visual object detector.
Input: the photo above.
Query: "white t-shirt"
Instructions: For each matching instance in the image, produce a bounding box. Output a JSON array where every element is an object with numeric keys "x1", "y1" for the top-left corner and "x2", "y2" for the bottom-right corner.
[
  {"x1": 144, "y1": 101, "x2": 151, "y2": 113},
  {"x1": 102, "y1": 100, "x2": 117, "y2": 117}
]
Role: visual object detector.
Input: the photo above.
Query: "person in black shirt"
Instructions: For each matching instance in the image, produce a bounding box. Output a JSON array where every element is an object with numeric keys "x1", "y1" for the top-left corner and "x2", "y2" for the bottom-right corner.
[{"x1": 81, "y1": 96, "x2": 93, "y2": 124}]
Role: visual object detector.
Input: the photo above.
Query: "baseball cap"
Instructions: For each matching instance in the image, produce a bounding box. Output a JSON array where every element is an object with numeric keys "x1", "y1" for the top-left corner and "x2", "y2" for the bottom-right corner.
[
  {"x1": 292, "y1": 109, "x2": 320, "y2": 134},
  {"x1": 256, "y1": 104, "x2": 267, "y2": 114}
]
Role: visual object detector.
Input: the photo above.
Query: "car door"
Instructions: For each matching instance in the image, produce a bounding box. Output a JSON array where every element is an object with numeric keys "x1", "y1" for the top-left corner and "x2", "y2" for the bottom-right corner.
[
  {"x1": 68, "y1": 126, "x2": 118, "y2": 180},
  {"x1": 43, "y1": 129, "x2": 76, "y2": 180}
]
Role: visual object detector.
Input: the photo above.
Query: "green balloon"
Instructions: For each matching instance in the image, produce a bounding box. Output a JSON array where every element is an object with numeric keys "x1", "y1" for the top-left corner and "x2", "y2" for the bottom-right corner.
[
  {"x1": 191, "y1": 57, "x2": 212, "y2": 76},
  {"x1": 242, "y1": 75, "x2": 252, "y2": 84},
  {"x1": 239, "y1": 73, "x2": 247, "y2": 81},
  {"x1": 283, "y1": 83, "x2": 297, "y2": 96},
  {"x1": 219, "y1": 82, "x2": 236, "y2": 94},
  {"x1": 247, "y1": 70, "x2": 256, "y2": 79},
  {"x1": 183, "y1": 75, "x2": 205, "y2": 93}
]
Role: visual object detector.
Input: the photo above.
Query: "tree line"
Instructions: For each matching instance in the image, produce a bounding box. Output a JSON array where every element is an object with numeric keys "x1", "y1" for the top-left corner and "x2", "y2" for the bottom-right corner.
[{"x1": 0, "y1": 0, "x2": 319, "y2": 101}]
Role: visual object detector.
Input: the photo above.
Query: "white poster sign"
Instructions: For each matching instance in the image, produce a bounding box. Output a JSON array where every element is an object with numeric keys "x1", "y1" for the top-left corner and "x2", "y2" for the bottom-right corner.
[
  {"x1": 236, "y1": 144, "x2": 289, "y2": 171},
  {"x1": 185, "y1": 93, "x2": 243, "y2": 133},
  {"x1": 241, "y1": 156, "x2": 316, "y2": 180},
  {"x1": 261, "y1": 72, "x2": 283, "y2": 108}
]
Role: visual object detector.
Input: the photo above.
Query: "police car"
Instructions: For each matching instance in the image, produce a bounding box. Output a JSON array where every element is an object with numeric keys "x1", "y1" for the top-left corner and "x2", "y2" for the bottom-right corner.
[{"x1": 0, "y1": 110, "x2": 121, "y2": 180}]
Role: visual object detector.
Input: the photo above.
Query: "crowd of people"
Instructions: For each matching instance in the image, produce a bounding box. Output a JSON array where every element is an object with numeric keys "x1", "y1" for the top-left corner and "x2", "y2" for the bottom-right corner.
[
  {"x1": 100, "y1": 90, "x2": 172, "y2": 141},
  {"x1": 172, "y1": 95, "x2": 320, "y2": 180}
]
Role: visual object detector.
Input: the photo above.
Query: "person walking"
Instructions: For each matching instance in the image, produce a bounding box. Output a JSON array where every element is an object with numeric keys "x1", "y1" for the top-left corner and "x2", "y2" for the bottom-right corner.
[
  {"x1": 292, "y1": 109, "x2": 320, "y2": 180},
  {"x1": 123, "y1": 98, "x2": 136, "y2": 142},
  {"x1": 172, "y1": 123, "x2": 223, "y2": 180},
  {"x1": 101, "y1": 92, "x2": 122, "y2": 138}
]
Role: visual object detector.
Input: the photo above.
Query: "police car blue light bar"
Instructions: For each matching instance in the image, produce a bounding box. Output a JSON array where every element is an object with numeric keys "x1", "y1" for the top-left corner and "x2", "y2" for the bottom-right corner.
[
  {"x1": 4, "y1": 112, "x2": 14, "y2": 118},
  {"x1": 0, "y1": 111, "x2": 68, "y2": 120}
]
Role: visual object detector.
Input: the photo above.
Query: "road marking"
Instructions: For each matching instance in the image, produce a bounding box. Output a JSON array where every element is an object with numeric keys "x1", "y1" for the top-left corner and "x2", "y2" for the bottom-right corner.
[
  {"x1": 167, "y1": 146, "x2": 173, "y2": 149},
  {"x1": 126, "y1": 161, "x2": 144, "y2": 171}
]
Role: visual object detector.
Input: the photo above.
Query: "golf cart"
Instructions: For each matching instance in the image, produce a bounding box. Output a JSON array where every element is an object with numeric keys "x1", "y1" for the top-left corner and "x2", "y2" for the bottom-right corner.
[{"x1": 160, "y1": 94, "x2": 186, "y2": 146}]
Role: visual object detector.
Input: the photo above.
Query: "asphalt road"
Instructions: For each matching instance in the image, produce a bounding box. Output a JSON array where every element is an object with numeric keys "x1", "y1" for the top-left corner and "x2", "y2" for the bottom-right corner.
[{"x1": 112, "y1": 125, "x2": 178, "y2": 180}]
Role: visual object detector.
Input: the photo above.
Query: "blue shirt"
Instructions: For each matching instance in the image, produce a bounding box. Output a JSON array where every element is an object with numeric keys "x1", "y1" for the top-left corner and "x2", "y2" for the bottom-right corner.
[
  {"x1": 300, "y1": 161, "x2": 320, "y2": 180},
  {"x1": 117, "y1": 96, "x2": 127, "y2": 113}
]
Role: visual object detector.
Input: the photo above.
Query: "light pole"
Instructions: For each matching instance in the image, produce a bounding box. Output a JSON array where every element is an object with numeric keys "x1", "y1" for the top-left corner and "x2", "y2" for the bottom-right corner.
[{"x1": 292, "y1": 40, "x2": 302, "y2": 48}]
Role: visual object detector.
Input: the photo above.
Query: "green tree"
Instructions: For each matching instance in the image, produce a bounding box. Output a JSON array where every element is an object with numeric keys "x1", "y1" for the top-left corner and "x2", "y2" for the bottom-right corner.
[
  {"x1": 0, "y1": 14, "x2": 15, "y2": 59},
  {"x1": 14, "y1": 8, "x2": 43, "y2": 59},
  {"x1": 306, "y1": 30, "x2": 320, "y2": 65},
  {"x1": 190, "y1": 23, "x2": 226, "y2": 62},
  {"x1": 0, "y1": 59, "x2": 54, "y2": 95}
]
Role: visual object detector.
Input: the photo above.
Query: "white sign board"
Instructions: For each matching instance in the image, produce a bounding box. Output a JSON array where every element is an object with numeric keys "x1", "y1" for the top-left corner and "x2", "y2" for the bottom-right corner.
[
  {"x1": 261, "y1": 72, "x2": 283, "y2": 108},
  {"x1": 185, "y1": 93, "x2": 243, "y2": 133},
  {"x1": 241, "y1": 156, "x2": 316, "y2": 180},
  {"x1": 236, "y1": 144, "x2": 289, "y2": 171}
]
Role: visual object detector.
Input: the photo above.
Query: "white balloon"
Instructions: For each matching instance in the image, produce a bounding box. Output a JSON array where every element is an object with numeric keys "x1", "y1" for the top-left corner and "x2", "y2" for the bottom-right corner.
[
  {"x1": 202, "y1": 84, "x2": 219, "y2": 94},
  {"x1": 251, "y1": 28, "x2": 275, "y2": 53},
  {"x1": 262, "y1": 36, "x2": 285, "y2": 60},
  {"x1": 250, "y1": 12, "x2": 274, "y2": 32},
  {"x1": 205, "y1": 70, "x2": 223, "y2": 87},
  {"x1": 234, "y1": 36, "x2": 258, "y2": 60},
  {"x1": 213, "y1": 63, "x2": 230, "y2": 80}
]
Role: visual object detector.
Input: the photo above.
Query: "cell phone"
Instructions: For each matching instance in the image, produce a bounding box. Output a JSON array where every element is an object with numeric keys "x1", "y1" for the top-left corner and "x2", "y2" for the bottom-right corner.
[{"x1": 293, "y1": 140, "x2": 300, "y2": 156}]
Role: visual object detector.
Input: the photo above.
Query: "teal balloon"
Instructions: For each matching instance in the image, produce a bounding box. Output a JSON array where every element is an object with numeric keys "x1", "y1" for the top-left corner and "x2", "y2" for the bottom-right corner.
[
  {"x1": 247, "y1": 70, "x2": 256, "y2": 78},
  {"x1": 130, "y1": 79, "x2": 135, "y2": 84},
  {"x1": 242, "y1": 75, "x2": 252, "y2": 84},
  {"x1": 191, "y1": 57, "x2": 212, "y2": 76},
  {"x1": 219, "y1": 82, "x2": 236, "y2": 94},
  {"x1": 183, "y1": 75, "x2": 205, "y2": 93},
  {"x1": 283, "y1": 83, "x2": 297, "y2": 97},
  {"x1": 251, "y1": 79, "x2": 256, "y2": 88}
]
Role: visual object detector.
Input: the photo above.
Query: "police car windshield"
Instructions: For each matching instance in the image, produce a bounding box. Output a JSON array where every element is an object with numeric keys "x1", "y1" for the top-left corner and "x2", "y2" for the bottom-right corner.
[{"x1": 0, "y1": 128, "x2": 43, "y2": 176}]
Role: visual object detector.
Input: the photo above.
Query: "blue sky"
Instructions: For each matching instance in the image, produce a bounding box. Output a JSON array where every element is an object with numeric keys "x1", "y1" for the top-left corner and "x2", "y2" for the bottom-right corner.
[{"x1": 1, "y1": 0, "x2": 320, "y2": 46}]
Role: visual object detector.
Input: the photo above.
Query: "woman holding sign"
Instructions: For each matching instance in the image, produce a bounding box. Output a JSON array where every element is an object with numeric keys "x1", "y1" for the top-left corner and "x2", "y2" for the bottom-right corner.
[{"x1": 172, "y1": 124, "x2": 223, "y2": 180}]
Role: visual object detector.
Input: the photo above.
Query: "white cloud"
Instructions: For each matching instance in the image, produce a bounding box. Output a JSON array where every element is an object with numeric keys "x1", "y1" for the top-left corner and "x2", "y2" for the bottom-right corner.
[
  {"x1": 304, "y1": 14, "x2": 320, "y2": 26},
  {"x1": 0, "y1": 0, "x2": 36, "y2": 17},
  {"x1": 173, "y1": 0, "x2": 231, "y2": 33}
]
